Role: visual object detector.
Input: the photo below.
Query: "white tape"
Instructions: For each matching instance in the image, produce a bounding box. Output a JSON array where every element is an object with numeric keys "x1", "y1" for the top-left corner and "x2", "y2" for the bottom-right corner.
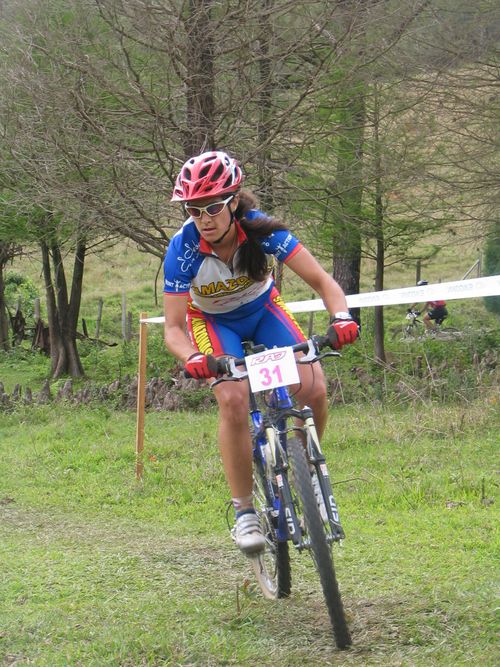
[
  {"x1": 287, "y1": 275, "x2": 500, "y2": 313},
  {"x1": 141, "y1": 275, "x2": 500, "y2": 323}
]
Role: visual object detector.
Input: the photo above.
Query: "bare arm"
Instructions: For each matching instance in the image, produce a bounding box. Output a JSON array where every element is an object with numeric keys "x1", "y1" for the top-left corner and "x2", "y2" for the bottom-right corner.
[
  {"x1": 410, "y1": 302, "x2": 427, "y2": 311},
  {"x1": 163, "y1": 293, "x2": 197, "y2": 363},
  {"x1": 285, "y1": 247, "x2": 349, "y2": 318}
]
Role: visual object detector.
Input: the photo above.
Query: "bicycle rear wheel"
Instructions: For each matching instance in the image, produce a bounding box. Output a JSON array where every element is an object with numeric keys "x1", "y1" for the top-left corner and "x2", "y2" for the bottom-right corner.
[
  {"x1": 437, "y1": 326, "x2": 461, "y2": 340},
  {"x1": 251, "y1": 460, "x2": 291, "y2": 599},
  {"x1": 287, "y1": 436, "x2": 351, "y2": 649}
]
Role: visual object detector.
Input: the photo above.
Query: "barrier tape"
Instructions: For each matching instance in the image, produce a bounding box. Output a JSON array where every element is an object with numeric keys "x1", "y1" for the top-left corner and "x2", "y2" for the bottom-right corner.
[{"x1": 141, "y1": 275, "x2": 500, "y2": 323}]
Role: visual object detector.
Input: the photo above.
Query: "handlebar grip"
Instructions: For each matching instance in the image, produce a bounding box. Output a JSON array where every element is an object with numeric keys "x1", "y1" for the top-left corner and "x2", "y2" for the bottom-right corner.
[
  {"x1": 183, "y1": 353, "x2": 220, "y2": 379},
  {"x1": 215, "y1": 356, "x2": 232, "y2": 375},
  {"x1": 326, "y1": 326, "x2": 338, "y2": 348}
]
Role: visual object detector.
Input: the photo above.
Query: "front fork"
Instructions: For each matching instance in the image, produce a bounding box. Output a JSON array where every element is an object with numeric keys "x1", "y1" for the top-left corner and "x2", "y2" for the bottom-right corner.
[{"x1": 303, "y1": 412, "x2": 345, "y2": 541}]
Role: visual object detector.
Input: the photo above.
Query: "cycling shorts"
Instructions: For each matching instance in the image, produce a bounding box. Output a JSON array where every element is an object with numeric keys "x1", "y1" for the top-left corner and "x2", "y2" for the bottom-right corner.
[
  {"x1": 187, "y1": 286, "x2": 306, "y2": 357},
  {"x1": 428, "y1": 305, "x2": 448, "y2": 322}
]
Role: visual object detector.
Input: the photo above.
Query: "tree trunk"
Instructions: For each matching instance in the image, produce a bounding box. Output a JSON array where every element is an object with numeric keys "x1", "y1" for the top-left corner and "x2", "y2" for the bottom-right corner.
[
  {"x1": 373, "y1": 83, "x2": 386, "y2": 363},
  {"x1": 184, "y1": 0, "x2": 215, "y2": 156},
  {"x1": 256, "y1": 0, "x2": 274, "y2": 213},
  {"x1": 332, "y1": 84, "x2": 366, "y2": 326},
  {"x1": 257, "y1": 0, "x2": 282, "y2": 288},
  {"x1": 40, "y1": 237, "x2": 85, "y2": 378}
]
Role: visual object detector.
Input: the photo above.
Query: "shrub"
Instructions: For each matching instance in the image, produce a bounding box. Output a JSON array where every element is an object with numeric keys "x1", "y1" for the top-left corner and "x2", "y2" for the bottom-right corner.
[{"x1": 4, "y1": 272, "x2": 40, "y2": 322}]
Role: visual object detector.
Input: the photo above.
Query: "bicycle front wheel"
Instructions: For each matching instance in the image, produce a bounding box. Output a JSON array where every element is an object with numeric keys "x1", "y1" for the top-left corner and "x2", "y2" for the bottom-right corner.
[
  {"x1": 401, "y1": 323, "x2": 420, "y2": 340},
  {"x1": 287, "y1": 436, "x2": 352, "y2": 649}
]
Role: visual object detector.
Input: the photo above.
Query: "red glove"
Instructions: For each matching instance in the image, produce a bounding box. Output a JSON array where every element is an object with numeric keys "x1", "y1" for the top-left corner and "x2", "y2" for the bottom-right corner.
[
  {"x1": 184, "y1": 352, "x2": 218, "y2": 379},
  {"x1": 328, "y1": 317, "x2": 359, "y2": 350}
]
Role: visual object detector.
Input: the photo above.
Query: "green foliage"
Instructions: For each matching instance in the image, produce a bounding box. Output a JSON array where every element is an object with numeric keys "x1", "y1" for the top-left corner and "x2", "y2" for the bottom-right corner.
[
  {"x1": 483, "y1": 219, "x2": 500, "y2": 314},
  {"x1": 4, "y1": 271, "x2": 40, "y2": 321}
]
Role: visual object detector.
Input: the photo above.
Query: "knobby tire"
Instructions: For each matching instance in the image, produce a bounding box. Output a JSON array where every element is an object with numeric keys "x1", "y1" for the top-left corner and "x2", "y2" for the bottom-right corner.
[{"x1": 287, "y1": 436, "x2": 352, "y2": 649}]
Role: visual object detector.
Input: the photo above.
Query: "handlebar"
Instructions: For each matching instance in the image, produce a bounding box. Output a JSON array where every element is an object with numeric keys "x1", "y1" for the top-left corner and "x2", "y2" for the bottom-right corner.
[{"x1": 183, "y1": 333, "x2": 340, "y2": 380}]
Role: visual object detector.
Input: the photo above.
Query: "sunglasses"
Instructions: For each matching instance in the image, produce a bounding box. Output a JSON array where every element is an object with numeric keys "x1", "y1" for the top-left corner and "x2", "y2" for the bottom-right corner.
[{"x1": 184, "y1": 195, "x2": 234, "y2": 219}]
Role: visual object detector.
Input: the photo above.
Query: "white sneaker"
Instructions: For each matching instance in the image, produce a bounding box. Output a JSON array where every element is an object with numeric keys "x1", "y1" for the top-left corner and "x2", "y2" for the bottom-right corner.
[
  {"x1": 232, "y1": 512, "x2": 266, "y2": 554},
  {"x1": 311, "y1": 471, "x2": 328, "y2": 522}
]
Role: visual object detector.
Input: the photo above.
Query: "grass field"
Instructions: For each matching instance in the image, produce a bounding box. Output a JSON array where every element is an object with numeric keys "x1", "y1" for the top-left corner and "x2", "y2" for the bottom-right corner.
[{"x1": 1, "y1": 398, "x2": 498, "y2": 666}]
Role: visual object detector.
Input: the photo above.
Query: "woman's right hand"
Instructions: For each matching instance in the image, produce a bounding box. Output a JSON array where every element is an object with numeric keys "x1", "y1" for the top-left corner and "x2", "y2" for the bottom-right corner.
[{"x1": 184, "y1": 352, "x2": 219, "y2": 379}]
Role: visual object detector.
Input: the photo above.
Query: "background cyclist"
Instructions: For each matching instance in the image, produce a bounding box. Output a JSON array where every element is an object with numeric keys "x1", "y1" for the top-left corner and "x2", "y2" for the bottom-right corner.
[
  {"x1": 410, "y1": 279, "x2": 449, "y2": 332},
  {"x1": 163, "y1": 150, "x2": 358, "y2": 556}
]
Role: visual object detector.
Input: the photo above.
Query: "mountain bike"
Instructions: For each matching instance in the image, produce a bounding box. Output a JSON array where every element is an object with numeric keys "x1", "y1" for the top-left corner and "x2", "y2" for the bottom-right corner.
[
  {"x1": 210, "y1": 335, "x2": 352, "y2": 649},
  {"x1": 399, "y1": 309, "x2": 461, "y2": 341}
]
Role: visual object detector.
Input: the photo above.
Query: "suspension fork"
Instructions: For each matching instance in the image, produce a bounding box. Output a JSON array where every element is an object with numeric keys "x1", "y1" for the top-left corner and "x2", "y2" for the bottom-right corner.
[
  {"x1": 266, "y1": 387, "x2": 307, "y2": 545},
  {"x1": 249, "y1": 389, "x2": 290, "y2": 542},
  {"x1": 302, "y1": 408, "x2": 345, "y2": 540}
]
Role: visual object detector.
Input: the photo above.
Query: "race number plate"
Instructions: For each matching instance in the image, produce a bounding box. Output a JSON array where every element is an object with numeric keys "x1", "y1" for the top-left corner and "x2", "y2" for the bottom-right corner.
[{"x1": 246, "y1": 346, "x2": 299, "y2": 393}]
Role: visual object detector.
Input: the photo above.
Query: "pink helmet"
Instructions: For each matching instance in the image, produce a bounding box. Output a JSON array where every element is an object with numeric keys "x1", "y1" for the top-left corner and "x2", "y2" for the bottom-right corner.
[{"x1": 171, "y1": 150, "x2": 243, "y2": 202}]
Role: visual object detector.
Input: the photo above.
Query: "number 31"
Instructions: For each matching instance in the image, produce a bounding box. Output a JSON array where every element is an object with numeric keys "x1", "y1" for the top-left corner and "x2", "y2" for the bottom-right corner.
[{"x1": 259, "y1": 364, "x2": 283, "y2": 386}]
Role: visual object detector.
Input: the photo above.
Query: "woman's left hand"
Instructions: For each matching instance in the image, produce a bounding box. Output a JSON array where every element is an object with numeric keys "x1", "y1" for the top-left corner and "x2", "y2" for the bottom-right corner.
[{"x1": 327, "y1": 318, "x2": 359, "y2": 350}]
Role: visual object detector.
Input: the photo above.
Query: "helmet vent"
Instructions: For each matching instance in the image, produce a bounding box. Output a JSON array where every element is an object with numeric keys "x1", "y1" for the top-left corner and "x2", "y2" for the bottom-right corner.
[
  {"x1": 199, "y1": 164, "x2": 211, "y2": 178},
  {"x1": 212, "y1": 162, "x2": 224, "y2": 180}
]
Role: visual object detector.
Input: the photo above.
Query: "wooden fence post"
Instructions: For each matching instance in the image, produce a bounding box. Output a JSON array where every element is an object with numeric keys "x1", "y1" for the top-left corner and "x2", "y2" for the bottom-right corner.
[{"x1": 135, "y1": 312, "x2": 148, "y2": 480}]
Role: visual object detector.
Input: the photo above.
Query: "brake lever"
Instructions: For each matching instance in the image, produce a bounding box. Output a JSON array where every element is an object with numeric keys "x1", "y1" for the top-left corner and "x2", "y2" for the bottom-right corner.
[
  {"x1": 296, "y1": 339, "x2": 342, "y2": 364},
  {"x1": 210, "y1": 357, "x2": 248, "y2": 386},
  {"x1": 297, "y1": 338, "x2": 321, "y2": 363},
  {"x1": 317, "y1": 350, "x2": 342, "y2": 360},
  {"x1": 210, "y1": 376, "x2": 245, "y2": 387},
  {"x1": 297, "y1": 349, "x2": 341, "y2": 364}
]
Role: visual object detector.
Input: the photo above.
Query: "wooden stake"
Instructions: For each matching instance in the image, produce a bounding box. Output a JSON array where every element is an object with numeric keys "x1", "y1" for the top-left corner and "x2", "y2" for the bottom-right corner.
[{"x1": 135, "y1": 312, "x2": 148, "y2": 480}]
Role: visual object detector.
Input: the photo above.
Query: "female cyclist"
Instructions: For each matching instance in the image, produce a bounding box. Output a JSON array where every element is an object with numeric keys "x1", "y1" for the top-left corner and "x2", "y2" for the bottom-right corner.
[
  {"x1": 411, "y1": 279, "x2": 449, "y2": 332},
  {"x1": 163, "y1": 150, "x2": 358, "y2": 554}
]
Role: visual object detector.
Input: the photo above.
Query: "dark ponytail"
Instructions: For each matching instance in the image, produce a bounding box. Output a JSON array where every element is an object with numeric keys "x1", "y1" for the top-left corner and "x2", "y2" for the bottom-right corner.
[{"x1": 234, "y1": 189, "x2": 288, "y2": 282}]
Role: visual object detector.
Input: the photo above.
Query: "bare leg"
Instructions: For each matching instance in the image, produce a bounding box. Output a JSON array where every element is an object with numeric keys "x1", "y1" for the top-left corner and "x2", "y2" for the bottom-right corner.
[
  {"x1": 423, "y1": 313, "x2": 436, "y2": 331},
  {"x1": 213, "y1": 379, "x2": 253, "y2": 501},
  {"x1": 293, "y1": 360, "x2": 328, "y2": 439},
  {"x1": 213, "y1": 379, "x2": 266, "y2": 553}
]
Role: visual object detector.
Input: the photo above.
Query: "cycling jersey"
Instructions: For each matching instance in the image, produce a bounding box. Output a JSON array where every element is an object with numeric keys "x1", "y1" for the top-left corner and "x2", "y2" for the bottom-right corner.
[
  {"x1": 428, "y1": 300, "x2": 446, "y2": 307},
  {"x1": 163, "y1": 210, "x2": 302, "y2": 316}
]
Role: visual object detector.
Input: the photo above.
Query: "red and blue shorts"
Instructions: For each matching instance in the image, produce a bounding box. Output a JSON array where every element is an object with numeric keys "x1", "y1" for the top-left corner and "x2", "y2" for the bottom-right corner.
[{"x1": 187, "y1": 286, "x2": 306, "y2": 357}]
